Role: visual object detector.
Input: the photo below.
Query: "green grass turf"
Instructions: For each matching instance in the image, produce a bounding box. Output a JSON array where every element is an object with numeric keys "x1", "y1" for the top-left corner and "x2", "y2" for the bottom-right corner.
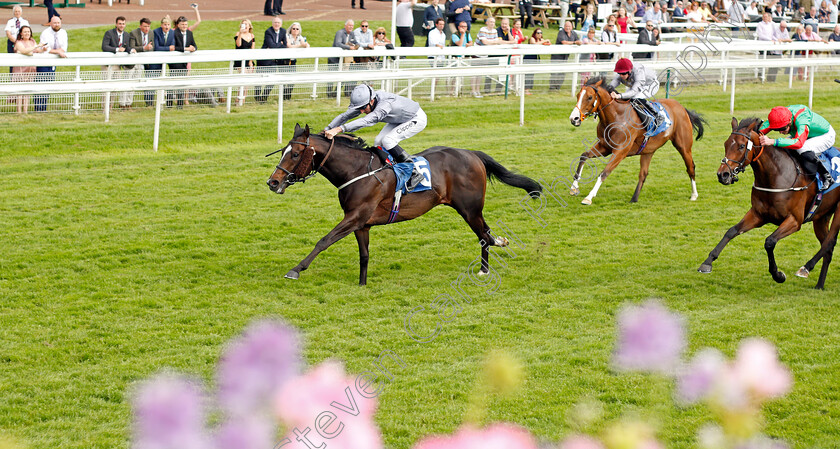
[{"x1": 1, "y1": 74, "x2": 840, "y2": 448}]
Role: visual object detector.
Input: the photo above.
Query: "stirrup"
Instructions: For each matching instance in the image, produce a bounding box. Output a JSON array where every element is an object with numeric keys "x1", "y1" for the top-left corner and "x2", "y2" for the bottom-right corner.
[{"x1": 406, "y1": 172, "x2": 424, "y2": 192}]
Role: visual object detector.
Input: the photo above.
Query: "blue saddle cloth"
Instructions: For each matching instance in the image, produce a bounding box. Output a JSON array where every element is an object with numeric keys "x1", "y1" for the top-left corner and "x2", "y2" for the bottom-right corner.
[
  {"x1": 817, "y1": 147, "x2": 840, "y2": 192},
  {"x1": 643, "y1": 101, "x2": 672, "y2": 137},
  {"x1": 392, "y1": 156, "x2": 433, "y2": 194}
]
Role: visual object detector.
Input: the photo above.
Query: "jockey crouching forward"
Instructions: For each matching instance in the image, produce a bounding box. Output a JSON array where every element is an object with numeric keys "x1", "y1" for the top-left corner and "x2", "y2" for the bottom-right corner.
[
  {"x1": 324, "y1": 84, "x2": 427, "y2": 191},
  {"x1": 608, "y1": 58, "x2": 662, "y2": 130},
  {"x1": 759, "y1": 105, "x2": 836, "y2": 189}
]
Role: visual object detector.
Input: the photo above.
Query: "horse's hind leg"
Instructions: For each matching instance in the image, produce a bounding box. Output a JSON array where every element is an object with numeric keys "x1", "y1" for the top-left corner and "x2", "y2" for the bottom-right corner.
[
  {"x1": 764, "y1": 215, "x2": 802, "y2": 283},
  {"x1": 797, "y1": 215, "x2": 829, "y2": 278},
  {"x1": 452, "y1": 201, "x2": 506, "y2": 275},
  {"x1": 630, "y1": 153, "x2": 653, "y2": 203},
  {"x1": 355, "y1": 228, "x2": 371, "y2": 286},
  {"x1": 699, "y1": 209, "x2": 764, "y2": 273},
  {"x1": 672, "y1": 128, "x2": 699, "y2": 201},
  {"x1": 805, "y1": 206, "x2": 840, "y2": 289}
]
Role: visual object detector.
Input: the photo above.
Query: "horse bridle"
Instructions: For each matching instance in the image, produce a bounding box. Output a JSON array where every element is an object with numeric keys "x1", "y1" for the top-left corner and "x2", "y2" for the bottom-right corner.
[
  {"x1": 273, "y1": 135, "x2": 337, "y2": 186},
  {"x1": 720, "y1": 130, "x2": 764, "y2": 181},
  {"x1": 576, "y1": 85, "x2": 614, "y2": 122}
]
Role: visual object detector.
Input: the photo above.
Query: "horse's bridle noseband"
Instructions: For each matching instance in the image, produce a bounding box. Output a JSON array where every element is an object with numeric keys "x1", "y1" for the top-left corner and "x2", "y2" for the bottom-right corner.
[
  {"x1": 273, "y1": 135, "x2": 336, "y2": 187},
  {"x1": 721, "y1": 130, "x2": 763, "y2": 181},
  {"x1": 575, "y1": 85, "x2": 614, "y2": 122}
]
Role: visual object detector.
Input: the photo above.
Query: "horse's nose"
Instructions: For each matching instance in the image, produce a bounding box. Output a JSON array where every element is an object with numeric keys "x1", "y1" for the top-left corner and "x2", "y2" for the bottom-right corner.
[
  {"x1": 267, "y1": 178, "x2": 279, "y2": 190},
  {"x1": 718, "y1": 171, "x2": 730, "y2": 185},
  {"x1": 571, "y1": 117, "x2": 581, "y2": 127}
]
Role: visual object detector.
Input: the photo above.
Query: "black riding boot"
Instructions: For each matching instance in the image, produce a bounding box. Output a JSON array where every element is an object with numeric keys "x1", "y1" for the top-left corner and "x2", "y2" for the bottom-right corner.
[
  {"x1": 388, "y1": 145, "x2": 425, "y2": 191},
  {"x1": 800, "y1": 151, "x2": 834, "y2": 188},
  {"x1": 631, "y1": 98, "x2": 661, "y2": 129}
]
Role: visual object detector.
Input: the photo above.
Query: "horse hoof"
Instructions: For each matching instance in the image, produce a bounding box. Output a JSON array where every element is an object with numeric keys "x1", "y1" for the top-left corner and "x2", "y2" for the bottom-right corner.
[
  {"x1": 698, "y1": 264, "x2": 712, "y2": 273},
  {"x1": 494, "y1": 236, "x2": 509, "y2": 247},
  {"x1": 581, "y1": 198, "x2": 592, "y2": 206},
  {"x1": 796, "y1": 267, "x2": 810, "y2": 278},
  {"x1": 477, "y1": 269, "x2": 489, "y2": 277},
  {"x1": 773, "y1": 271, "x2": 786, "y2": 283},
  {"x1": 284, "y1": 270, "x2": 299, "y2": 280},
  {"x1": 690, "y1": 194, "x2": 698, "y2": 201},
  {"x1": 570, "y1": 187, "x2": 580, "y2": 196}
]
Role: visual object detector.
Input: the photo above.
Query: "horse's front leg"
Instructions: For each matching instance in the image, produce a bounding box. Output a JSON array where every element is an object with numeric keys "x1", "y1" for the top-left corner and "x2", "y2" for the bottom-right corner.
[
  {"x1": 355, "y1": 228, "x2": 370, "y2": 286},
  {"x1": 285, "y1": 209, "x2": 373, "y2": 281},
  {"x1": 764, "y1": 215, "x2": 802, "y2": 283},
  {"x1": 570, "y1": 146, "x2": 606, "y2": 196},
  {"x1": 581, "y1": 149, "x2": 630, "y2": 206},
  {"x1": 698, "y1": 209, "x2": 764, "y2": 273}
]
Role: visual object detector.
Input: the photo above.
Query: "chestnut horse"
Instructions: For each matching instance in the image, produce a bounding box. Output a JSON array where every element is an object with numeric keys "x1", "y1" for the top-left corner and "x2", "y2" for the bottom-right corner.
[
  {"x1": 267, "y1": 124, "x2": 542, "y2": 285},
  {"x1": 698, "y1": 117, "x2": 840, "y2": 289},
  {"x1": 568, "y1": 76, "x2": 706, "y2": 205}
]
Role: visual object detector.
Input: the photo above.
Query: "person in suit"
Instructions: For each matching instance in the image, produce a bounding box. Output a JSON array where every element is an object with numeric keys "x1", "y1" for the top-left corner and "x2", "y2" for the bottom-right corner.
[
  {"x1": 102, "y1": 16, "x2": 133, "y2": 109},
  {"x1": 632, "y1": 21, "x2": 659, "y2": 59},
  {"x1": 171, "y1": 16, "x2": 197, "y2": 108},
  {"x1": 129, "y1": 18, "x2": 155, "y2": 107},
  {"x1": 255, "y1": 16, "x2": 288, "y2": 103},
  {"x1": 152, "y1": 16, "x2": 175, "y2": 106},
  {"x1": 423, "y1": 0, "x2": 445, "y2": 40}
]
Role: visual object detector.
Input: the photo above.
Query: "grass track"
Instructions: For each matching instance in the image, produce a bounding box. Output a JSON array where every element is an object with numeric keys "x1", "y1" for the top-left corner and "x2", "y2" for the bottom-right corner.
[{"x1": 1, "y1": 80, "x2": 840, "y2": 449}]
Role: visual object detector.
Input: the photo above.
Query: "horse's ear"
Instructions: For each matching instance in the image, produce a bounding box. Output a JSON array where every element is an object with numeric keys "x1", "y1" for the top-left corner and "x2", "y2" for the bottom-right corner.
[
  {"x1": 595, "y1": 78, "x2": 604, "y2": 87},
  {"x1": 731, "y1": 117, "x2": 738, "y2": 131},
  {"x1": 294, "y1": 123, "x2": 302, "y2": 134},
  {"x1": 303, "y1": 124, "x2": 310, "y2": 137}
]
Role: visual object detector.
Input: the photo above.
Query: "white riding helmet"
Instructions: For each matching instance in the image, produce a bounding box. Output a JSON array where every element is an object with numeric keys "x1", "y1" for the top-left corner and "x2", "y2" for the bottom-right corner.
[{"x1": 348, "y1": 84, "x2": 375, "y2": 110}]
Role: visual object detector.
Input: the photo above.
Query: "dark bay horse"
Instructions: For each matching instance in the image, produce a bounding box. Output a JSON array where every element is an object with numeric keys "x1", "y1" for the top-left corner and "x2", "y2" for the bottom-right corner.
[
  {"x1": 267, "y1": 124, "x2": 542, "y2": 285},
  {"x1": 698, "y1": 117, "x2": 840, "y2": 289},
  {"x1": 568, "y1": 76, "x2": 706, "y2": 205}
]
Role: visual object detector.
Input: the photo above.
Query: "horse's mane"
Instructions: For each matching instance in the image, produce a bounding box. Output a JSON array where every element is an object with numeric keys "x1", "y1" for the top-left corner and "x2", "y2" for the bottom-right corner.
[
  {"x1": 584, "y1": 75, "x2": 615, "y2": 93},
  {"x1": 737, "y1": 117, "x2": 763, "y2": 132},
  {"x1": 298, "y1": 130, "x2": 375, "y2": 152}
]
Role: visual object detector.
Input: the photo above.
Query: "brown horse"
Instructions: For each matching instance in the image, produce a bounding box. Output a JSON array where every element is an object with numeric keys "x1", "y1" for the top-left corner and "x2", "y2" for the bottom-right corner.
[
  {"x1": 568, "y1": 76, "x2": 706, "y2": 205},
  {"x1": 267, "y1": 124, "x2": 542, "y2": 285},
  {"x1": 698, "y1": 117, "x2": 840, "y2": 289}
]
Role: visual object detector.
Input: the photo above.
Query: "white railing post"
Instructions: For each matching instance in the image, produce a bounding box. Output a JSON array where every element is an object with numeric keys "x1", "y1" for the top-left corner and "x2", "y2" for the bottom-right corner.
[
  {"x1": 312, "y1": 58, "x2": 319, "y2": 99},
  {"x1": 226, "y1": 60, "x2": 234, "y2": 113},
  {"x1": 730, "y1": 67, "x2": 736, "y2": 115},
  {"x1": 153, "y1": 89, "x2": 163, "y2": 152},
  {"x1": 73, "y1": 65, "x2": 81, "y2": 115},
  {"x1": 278, "y1": 84, "x2": 284, "y2": 144}
]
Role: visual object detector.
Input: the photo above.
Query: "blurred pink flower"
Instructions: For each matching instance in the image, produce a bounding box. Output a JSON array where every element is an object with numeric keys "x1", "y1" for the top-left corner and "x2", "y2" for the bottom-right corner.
[
  {"x1": 217, "y1": 320, "x2": 301, "y2": 416},
  {"x1": 614, "y1": 300, "x2": 686, "y2": 374},
  {"x1": 732, "y1": 338, "x2": 792, "y2": 401},
  {"x1": 214, "y1": 416, "x2": 274, "y2": 449},
  {"x1": 132, "y1": 374, "x2": 210, "y2": 449},
  {"x1": 559, "y1": 435, "x2": 605, "y2": 449},
  {"x1": 676, "y1": 349, "x2": 726, "y2": 404},
  {"x1": 275, "y1": 361, "x2": 382, "y2": 449},
  {"x1": 413, "y1": 423, "x2": 539, "y2": 449}
]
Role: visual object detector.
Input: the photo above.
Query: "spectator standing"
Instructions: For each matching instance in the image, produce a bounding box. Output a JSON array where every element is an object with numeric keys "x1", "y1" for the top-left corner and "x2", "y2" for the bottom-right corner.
[
  {"x1": 42, "y1": 0, "x2": 59, "y2": 26},
  {"x1": 519, "y1": 0, "x2": 536, "y2": 28},
  {"x1": 634, "y1": 0, "x2": 646, "y2": 17},
  {"x1": 791, "y1": 6, "x2": 806, "y2": 22},
  {"x1": 397, "y1": 0, "x2": 418, "y2": 47},
  {"x1": 477, "y1": 16, "x2": 503, "y2": 95},
  {"x1": 256, "y1": 17, "x2": 288, "y2": 103},
  {"x1": 828, "y1": 24, "x2": 840, "y2": 55},
  {"x1": 449, "y1": 0, "x2": 472, "y2": 32},
  {"x1": 265, "y1": 0, "x2": 285, "y2": 16},
  {"x1": 772, "y1": 3, "x2": 785, "y2": 17},
  {"x1": 171, "y1": 16, "x2": 197, "y2": 108},
  {"x1": 128, "y1": 18, "x2": 155, "y2": 107},
  {"x1": 525, "y1": 27, "x2": 549, "y2": 94},
  {"x1": 580, "y1": 4, "x2": 596, "y2": 32},
  {"x1": 5, "y1": 6, "x2": 29, "y2": 55},
  {"x1": 599, "y1": 15, "x2": 619, "y2": 58},
  {"x1": 234, "y1": 20, "x2": 255, "y2": 106},
  {"x1": 102, "y1": 16, "x2": 132, "y2": 109},
  {"x1": 818, "y1": 0, "x2": 831, "y2": 21},
  {"x1": 424, "y1": 0, "x2": 446, "y2": 39},
  {"x1": 352, "y1": 0, "x2": 366, "y2": 11},
  {"x1": 152, "y1": 16, "x2": 174, "y2": 106},
  {"x1": 450, "y1": 21, "x2": 479, "y2": 97},
  {"x1": 829, "y1": 0, "x2": 838, "y2": 23},
  {"x1": 283, "y1": 22, "x2": 309, "y2": 100},
  {"x1": 12, "y1": 26, "x2": 44, "y2": 113},
  {"x1": 745, "y1": 1, "x2": 760, "y2": 15},
  {"x1": 328, "y1": 20, "x2": 357, "y2": 98},
  {"x1": 616, "y1": 7, "x2": 636, "y2": 34},
  {"x1": 728, "y1": 0, "x2": 746, "y2": 28},
  {"x1": 643, "y1": 2, "x2": 665, "y2": 27},
  {"x1": 35, "y1": 16, "x2": 67, "y2": 112},
  {"x1": 550, "y1": 20, "x2": 580, "y2": 90},
  {"x1": 632, "y1": 20, "x2": 659, "y2": 59},
  {"x1": 428, "y1": 17, "x2": 447, "y2": 51}
]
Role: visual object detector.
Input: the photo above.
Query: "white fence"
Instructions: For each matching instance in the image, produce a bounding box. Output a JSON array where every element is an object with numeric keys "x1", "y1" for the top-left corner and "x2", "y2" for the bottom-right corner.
[{"x1": 2, "y1": 37, "x2": 839, "y2": 150}]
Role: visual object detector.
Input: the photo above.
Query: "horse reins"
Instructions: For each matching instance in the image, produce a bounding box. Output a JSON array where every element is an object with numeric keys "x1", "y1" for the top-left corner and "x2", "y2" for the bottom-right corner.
[{"x1": 576, "y1": 86, "x2": 614, "y2": 122}]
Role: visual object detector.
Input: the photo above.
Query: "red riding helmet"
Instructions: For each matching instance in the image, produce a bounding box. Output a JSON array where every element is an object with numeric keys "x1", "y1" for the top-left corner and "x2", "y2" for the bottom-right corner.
[
  {"x1": 614, "y1": 58, "x2": 633, "y2": 74},
  {"x1": 767, "y1": 106, "x2": 792, "y2": 130}
]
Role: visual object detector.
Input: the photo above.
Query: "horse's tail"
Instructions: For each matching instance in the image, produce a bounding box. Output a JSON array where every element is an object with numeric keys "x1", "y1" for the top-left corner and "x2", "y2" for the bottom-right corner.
[
  {"x1": 686, "y1": 108, "x2": 707, "y2": 141},
  {"x1": 474, "y1": 151, "x2": 542, "y2": 198}
]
